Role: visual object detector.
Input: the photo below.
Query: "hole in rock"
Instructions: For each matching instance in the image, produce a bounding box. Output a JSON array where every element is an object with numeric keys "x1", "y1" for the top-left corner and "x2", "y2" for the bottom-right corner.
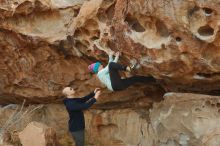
[
  {"x1": 156, "y1": 20, "x2": 170, "y2": 37},
  {"x1": 14, "y1": 2, "x2": 19, "y2": 5},
  {"x1": 161, "y1": 43, "x2": 165, "y2": 48},
  {"x1": 91, "y1": 36, "x2": 99, "y2": 41},
  {"x1": 217, "y1": 103, "x2": 220, "y2": 107},
  {"x1": 205, "y1": 100, "x2": 211, "y2": 106},
  {"x1": 90, "y1": 30, "x2": 101, "y2": 41},
  {"x1": 81, "y1": 28, "x2": 90, "y2": 36},
  {"x1": 196, "y1": 72, "x2": 212, "y2": 78},
  {"x1": 211, "y1": 103, "x2": 215, "y2": 107},
  {"x1": 67, "y1": 35, "x2": 72, "y2": 42},
  {"x1": 74, "y1": 29, "x2": 82, "y2": 38},
  {"x1": 196, "y1": 72, "x2": 220, "y2": 78},
  {"x1": 218, "y1": 109, "x2": 220, "y2": 114},
  {"x1": 67, "y1": 35, "x2": 75, "y2": 45},
  {"x1": 73, "y1": 8, "x2": 80, "y2": 17},
  {"x1": 195, "y1": 108, "x2": 201, "y2": 112},
  {"x1": 125, "y1": 14, "x2": 145, "y2": 32},
  {"x1": 86, "y1": 49, "x2": 92, "y2": 53},
  {"x1": 94, "y1": 30, "x2": 101, "y2": 38},
  {"x1": 198, "y1": 25, "x2": 214, "y2": 36},
  {"x1": 132, "y1": 22, "x2": 145, "y2": 32},
  {"x1": 175, "y1": 37, "x2": 182, "y2": 42},
  {"x1": 202, "y1": 7, "x2": 213, "y2": 16}
]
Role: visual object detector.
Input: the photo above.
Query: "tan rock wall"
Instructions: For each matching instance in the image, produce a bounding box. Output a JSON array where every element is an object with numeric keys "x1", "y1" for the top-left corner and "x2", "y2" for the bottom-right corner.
[
  {"x1": 0, "y1": 93, "x2": 220, "y2": 146},
  {"x1": 150, "y1": 93, "x2": 220, "y2": 146},
  {"x1": 0, "y1": 0, "x2": 220, "y2": 145},
  {"x1": 0, "y1": 0, "x2": 220, "y2": 104}
]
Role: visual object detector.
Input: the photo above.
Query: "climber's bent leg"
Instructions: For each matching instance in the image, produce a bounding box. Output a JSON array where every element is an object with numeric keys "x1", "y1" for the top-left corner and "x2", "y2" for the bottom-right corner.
[
  {"x1": 109, "y1": 62, "x2": 127, "y2": 91},
  {"x1": 109, "y1": 62, "x2": 127, "y2": 71},
  {"x1": 121, "y1": 75, "x2": 156, "y2": 89}
]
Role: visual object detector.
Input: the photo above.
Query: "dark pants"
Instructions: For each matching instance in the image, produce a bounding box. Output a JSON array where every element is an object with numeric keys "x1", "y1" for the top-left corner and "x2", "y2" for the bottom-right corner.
[
  {"x1": 71, "y1": 130, "x2": 85, "y2": 146},
  {"x1": 109, "y1": 62, "x2": 156, "y2": 91}
]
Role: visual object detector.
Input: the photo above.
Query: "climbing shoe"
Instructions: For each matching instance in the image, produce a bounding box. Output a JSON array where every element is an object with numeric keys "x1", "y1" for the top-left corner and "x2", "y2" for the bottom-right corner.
[{"x1": 126, "y1": 63, "x2": 137, "y2": 72}]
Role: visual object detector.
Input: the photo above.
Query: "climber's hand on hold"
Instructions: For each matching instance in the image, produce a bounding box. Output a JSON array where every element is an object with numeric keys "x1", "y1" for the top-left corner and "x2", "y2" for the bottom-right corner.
[
  {"x1": 94, "y1": 90, "x2": 101, "y2": 100},
  {"x1": 109, "y1": 51, "x2": 115, "y2": 56},
  {"x1": 93, "y1": 40, "x2": 99, "y2": 46},
  {"x1": 94, "y1": 88, "x2": 101, "y2": 94},
  {"x1": 115, "y1": 51, "x2": 120, "y2": 57}
]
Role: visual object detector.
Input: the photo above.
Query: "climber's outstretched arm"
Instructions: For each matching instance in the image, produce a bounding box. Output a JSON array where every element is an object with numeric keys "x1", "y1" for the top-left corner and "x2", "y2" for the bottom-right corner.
[
  {"x1": 113, "y1": 51, "x2": 120, "y2": 63},
  {"x1": 108, "y1": 51, "x2": 120, "y2": 63},
  {"x1": 93, "y1": 40, "x2": 119, "y2": 63}
]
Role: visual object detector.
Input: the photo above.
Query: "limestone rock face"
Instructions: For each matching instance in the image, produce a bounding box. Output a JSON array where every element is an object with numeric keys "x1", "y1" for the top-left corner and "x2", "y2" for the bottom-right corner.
[
  {"x1": 0, "y1": 104, "x2": 71, "y2": 145},
  {"x1": 150, "y1": 93, "x2": 220, "y2": 146},
  {"x1": 0, "y1": 93, "x2": 220, "y2": 146},
  {"x1": 0, "y1": 103, "x2": 154, "y2": 146},
  {"x1": 0, "y1": 0, "x2": 219, "y2": 104},
  {"x1": 1, "y1": 0, "x2": 220, "y2": 145},
  {"x1": 19, "y1": 121, "x2": 58, "y2": 146},
  {"x1": 85, "y1": 109, "x2": 155, "y2": 146}
]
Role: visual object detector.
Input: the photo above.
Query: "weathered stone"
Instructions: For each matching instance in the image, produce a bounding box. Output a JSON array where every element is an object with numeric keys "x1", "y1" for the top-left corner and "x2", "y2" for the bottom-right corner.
[
  {"x1": 150, "y1": 93, "x2": 220, "y2": 146},
  {"x1": 0, "y1": 0, "x2": 219, "y2": 104},
  {"x1": 0, "y1": 0, "x2": 220, "y2": 145},
  {"x1": 0, "y1": 93, "x2": 219, "y2": 146},
  {"x1": 19, "y1": 121, "x2": 58, "y2": 146}
]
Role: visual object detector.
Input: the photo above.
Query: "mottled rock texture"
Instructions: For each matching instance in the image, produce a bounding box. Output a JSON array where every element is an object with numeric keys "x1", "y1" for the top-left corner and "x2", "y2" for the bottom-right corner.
[
  {"x1": 19, "y1": 121, "x2": 58, "y2": 146},
  {"x1": 150, "y1": 93, "x2": 220, "y2": 146},
  {"x1": 0, "y1": 0, "x2": 220, "y2": 146},
  {"x1": 0, "y1": 93, "x2": 220, "y2": 146},
  {"x1": 0, "y1": 0, "x2": 220, "y2": 104}
]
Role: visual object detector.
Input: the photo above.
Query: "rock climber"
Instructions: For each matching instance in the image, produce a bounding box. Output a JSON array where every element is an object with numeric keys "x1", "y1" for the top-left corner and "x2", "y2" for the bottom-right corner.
[
  {"x1": 88, "y1": 50, "x2": 157, "y2": 91},
  {"x1": 63, "y1": 87, "x2": 101, "y2": 146}
]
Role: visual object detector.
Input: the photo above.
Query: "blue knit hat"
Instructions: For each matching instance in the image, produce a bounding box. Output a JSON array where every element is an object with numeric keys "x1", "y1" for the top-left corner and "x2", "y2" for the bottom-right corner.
[{"x1": 88, "y1": 62, "x2": 101, "y2": 73}]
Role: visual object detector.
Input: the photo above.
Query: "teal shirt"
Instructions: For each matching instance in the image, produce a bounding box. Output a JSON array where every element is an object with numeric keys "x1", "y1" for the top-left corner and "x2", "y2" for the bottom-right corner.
[{"x1": 97, "y1": 55, "x2": 119, "y2": 91}]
